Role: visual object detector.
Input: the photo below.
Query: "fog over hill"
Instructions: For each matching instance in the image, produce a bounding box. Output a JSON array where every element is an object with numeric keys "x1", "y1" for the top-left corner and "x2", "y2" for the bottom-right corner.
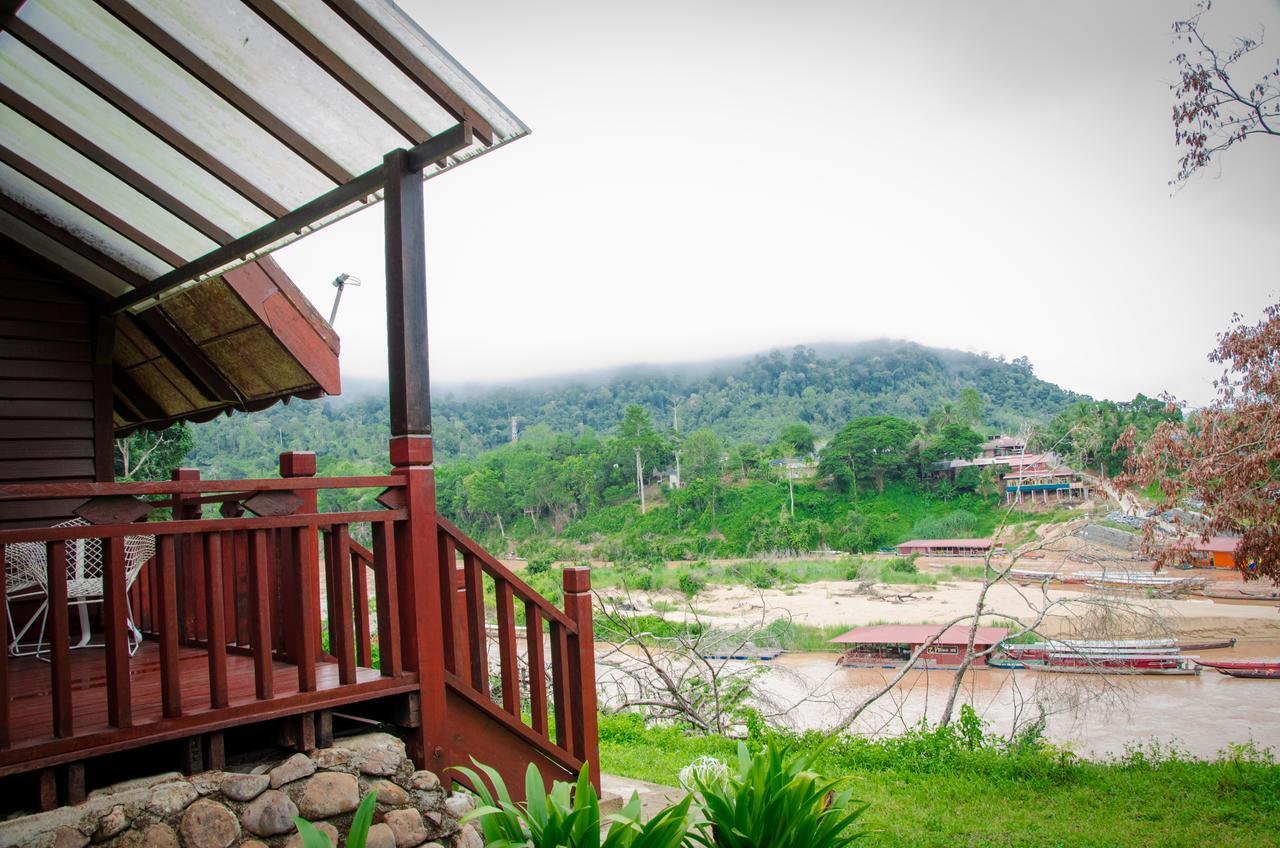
[{"x1": 211, "y1": 340, "x2": 1091, "y2": 467}]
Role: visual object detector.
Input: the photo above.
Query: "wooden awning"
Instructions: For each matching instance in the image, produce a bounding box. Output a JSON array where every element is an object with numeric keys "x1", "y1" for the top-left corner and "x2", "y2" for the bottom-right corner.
[{"x1": 113, "y1": 255, "x2": 339, "y2": 435}]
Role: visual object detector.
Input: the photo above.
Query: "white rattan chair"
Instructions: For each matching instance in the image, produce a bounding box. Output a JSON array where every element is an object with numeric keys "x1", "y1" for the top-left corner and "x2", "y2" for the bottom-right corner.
[
  {"x1": 4, "y1": 544, "x2": 45, "y2": 656},
  {"x1": 8, "y1": 518, "x2": 155, "y2": 658}
]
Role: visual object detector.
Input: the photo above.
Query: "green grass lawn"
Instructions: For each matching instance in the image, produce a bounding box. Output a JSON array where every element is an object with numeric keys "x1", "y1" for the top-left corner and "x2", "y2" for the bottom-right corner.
[{"x1": 598, "y1": 714, "x2": 1280, "y2": 848}]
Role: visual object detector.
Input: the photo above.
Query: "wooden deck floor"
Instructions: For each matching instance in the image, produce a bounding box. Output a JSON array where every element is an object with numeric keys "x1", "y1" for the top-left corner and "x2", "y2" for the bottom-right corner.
[{"x1": 1, "y1": 641, "x2": 411, "y2": 775}]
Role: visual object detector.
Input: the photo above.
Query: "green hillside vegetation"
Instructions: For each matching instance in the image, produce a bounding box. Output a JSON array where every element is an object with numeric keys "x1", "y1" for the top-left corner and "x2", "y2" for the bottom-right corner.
[
  {"x1": 169, "y1": 343, "x2": 1179, "y2": 564},
  {"x1": 188, "y1": 341, "x2": 1087, "y2": 471}
]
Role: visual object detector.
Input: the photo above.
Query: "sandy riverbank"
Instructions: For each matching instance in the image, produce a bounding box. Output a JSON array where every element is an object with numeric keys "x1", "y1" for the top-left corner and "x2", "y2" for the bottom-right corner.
[{"x1": 650, "y1": 574, "x2": 1280, "y2": 641}]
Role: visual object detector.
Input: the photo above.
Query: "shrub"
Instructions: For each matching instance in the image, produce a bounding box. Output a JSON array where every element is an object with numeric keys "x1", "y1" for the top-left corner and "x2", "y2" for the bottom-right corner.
[
  {"x1": 888, "y1": 558, "x2": 917, "y2": 574},
  {"x1": 525, "y1": 556, "x2": 554, "y2": 575},
  {"x1": 687, "y1": 742, "x2": 867, "y2": 847},
  {"x1": 677, "y1": 571, "x2": 706, "y2": 597},
  {"x1": 455, "y1": 761, "x2": 692, "y2": 848}
]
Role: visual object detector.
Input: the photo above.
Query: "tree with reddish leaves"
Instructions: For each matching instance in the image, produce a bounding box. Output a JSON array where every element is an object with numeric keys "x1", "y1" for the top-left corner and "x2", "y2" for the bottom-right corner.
[
  {"x1": 1170, "y1": 2, "x2": 1279, "y2": 189},
  {"x1": 1120, "y1": 304, "x2": 1280, "y2": 581}
]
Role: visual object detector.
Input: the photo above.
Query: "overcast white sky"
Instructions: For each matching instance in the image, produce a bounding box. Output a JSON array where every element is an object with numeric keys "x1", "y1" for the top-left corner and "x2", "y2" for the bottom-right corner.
[{"x1": 274, "y1": 0, "x2": 1280, "y2": 406}]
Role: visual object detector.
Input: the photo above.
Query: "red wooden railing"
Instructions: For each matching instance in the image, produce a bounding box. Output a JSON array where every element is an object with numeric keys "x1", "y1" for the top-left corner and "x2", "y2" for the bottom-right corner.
[
  {"x1": 435, "y1": 517, "x2": 598, "y2": 778},
  {"x1": 0, "y1": 456, "x2": 598, "y2": 794},
  {"x1": 347, "y1": 516, "x2": 600, "y2": 783}
]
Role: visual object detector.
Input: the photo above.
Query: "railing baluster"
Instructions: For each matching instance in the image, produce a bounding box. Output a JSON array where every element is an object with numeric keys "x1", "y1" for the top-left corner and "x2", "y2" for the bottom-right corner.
[
  {"x1": 526, "y1": 602, "x2": 547, "y2": 736},
  {"x1": 549, "y1": 619, "x2": 571, "y2": 753},
  {"x1": 0, "y1": 543, "x2": 8, "y2": 749},
  {"x1": 234, "y1": 532, "x2": 251, "y2": 647},
  {"x1": 247, "y1": 529, "x2": 274, "y2": 699},
  {"x1": 436, "y1": 528, "x2": 457, "y2": 674},
  {"x1": 148, "y1": 550, "x2": 161, "y2": 638},
  {"x1": 102, "y1": 536, "x2": 132, "y2": 727},
  {"x1": 47, "y1": 540, "x2": 72, "y2": 737},
  {"x1": 155, "y1": 536, "x2": 182, "y2": 719},
  {"x1": 295, "y1": 526, "x2": 318, "y2": 692},
  {"x1": 322, "y1": 528, "x2": 336, "y2": 656},
  {"x1": 563, "y1": 567, "x2": 599, "y2": 781},
  {"x1": 329, "y1": 524, "x2": 356, "y2": 685},
  {"x1": 453, "y1": 564, "x2": 470, "y2": 681},
  {"x1": 351, "y1": 545, "x2": 372, "y2": 668},
  {"x1": 277, "y1": 528, "x2": 298, "y2": 663},
  {"x1": 203, "y1": 533, "x2": 229, "y2": 709},
  {"x1": 462, "y1": 550, "x2": 486, "y2": 692},
  {"x1": 221, "y1": 531, "x2": 236, "y2": 647},
  {"x1": 495, "y1": 580, "x2": 519, "y2": 715},
  {"x1": 372, "y1": 522, "x2": 401, "y2": 677}
]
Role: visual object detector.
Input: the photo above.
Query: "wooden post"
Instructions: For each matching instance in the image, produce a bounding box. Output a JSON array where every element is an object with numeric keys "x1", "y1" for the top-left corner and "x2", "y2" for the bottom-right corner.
[
  {"x1": 171, "y1": 468, "x2": 201, "y2": 644},
  {"x1": 563, "y1": 566, "x2": 599, "y2": 789},
  {"x1": 384, "y1": 147, "x2": 447, "y2": 770},
  {"x1": 279, "y1": 451, "x2": 320, "y2": 665}
]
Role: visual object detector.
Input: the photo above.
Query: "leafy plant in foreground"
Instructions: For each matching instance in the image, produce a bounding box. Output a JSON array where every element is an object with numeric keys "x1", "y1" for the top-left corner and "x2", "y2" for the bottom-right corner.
[
  {"x1": 294, "y1": 790, "x2": 377, "y2": 848},
  {"x1": 454, "y1": 760, "x2": 692, "y2": 848},
  {"x1": 688, "y1": 742, "x2": 867, "y2": 848}
]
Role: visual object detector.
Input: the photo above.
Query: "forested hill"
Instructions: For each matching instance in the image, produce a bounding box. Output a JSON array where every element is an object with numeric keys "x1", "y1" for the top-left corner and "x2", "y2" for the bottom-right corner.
[
  {"x1": 188, "y1": 340, "x2": 1087, "y2": 477},
  {"x1": 430, "y1": 341, "x2": 1087, "y2": 453}
]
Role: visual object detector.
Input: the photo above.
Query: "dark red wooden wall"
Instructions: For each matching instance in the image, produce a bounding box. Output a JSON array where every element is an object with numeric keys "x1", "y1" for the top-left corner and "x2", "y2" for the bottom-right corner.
[{"x1": 0, "y1": 253, "x2": 111, "y2": 530}]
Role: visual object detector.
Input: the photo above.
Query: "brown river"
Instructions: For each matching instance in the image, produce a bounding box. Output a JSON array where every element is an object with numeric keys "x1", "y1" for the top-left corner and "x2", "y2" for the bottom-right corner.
[{"x1": 748, "y1": 639, "x2": 1280, "y2": 758}]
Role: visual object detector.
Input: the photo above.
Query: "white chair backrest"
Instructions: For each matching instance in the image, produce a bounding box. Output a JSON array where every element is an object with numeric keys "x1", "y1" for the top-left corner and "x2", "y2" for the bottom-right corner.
[{"x1": 6, "y1": 517, "x2": 155, "y2": 593}]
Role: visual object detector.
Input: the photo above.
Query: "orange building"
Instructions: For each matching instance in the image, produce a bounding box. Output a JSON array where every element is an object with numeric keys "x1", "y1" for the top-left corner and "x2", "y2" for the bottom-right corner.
[{"x1": 1192, "y1": 536, "x2": 1243, "y2": 569}]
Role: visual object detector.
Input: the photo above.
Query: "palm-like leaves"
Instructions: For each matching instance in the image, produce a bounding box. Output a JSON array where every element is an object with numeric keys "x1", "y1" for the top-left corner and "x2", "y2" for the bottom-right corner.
[
  {"x1": 293, "y1": 791, "x2": 378, "y2": 848},
  {"x1": 688, "y1": 743, "x2": 867, "y2": 848},
  {"x1": 452, "y1": 760, "x2": 693, "y2": 848}
]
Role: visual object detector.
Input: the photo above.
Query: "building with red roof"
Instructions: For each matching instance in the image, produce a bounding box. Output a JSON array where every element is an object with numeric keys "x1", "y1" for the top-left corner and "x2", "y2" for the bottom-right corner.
[
  {"x1": 831, "y1": 624, "x2": 1009, "y2": 668},
  {"x1": 896, "y1": 539, "x2": 994, "y2": 557}
]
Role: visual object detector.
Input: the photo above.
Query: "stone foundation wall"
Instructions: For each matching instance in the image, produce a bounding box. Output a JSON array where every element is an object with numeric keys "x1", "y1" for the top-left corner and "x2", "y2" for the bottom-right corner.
[{"x1": 0, "y1": 734, "x2": 484, "y2": 848}]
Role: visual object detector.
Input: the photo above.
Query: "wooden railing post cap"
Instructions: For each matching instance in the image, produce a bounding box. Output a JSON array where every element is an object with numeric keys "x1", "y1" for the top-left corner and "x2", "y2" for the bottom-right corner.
[
  {"x1": 171, "y1": 467, "x2": 201, "y2": 480},
  {"x1": 562, "y1": 566, "x2": 591, "y2": 593},
  {"x1": 389, "y1": 435, "x2": 432, "y2": 467},
  {"x1": 279, "y1": 451, "x2": 318, "y2": 477}
]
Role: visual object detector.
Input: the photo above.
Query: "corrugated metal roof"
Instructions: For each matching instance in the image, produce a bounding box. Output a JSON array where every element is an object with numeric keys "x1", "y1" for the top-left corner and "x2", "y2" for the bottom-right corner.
[
  {"x1": 0, "y1": 0, "x2": 529, "y2": 310},
  {"x1": 831, "y1": 624, "x2": 1009, "y2": 646}
]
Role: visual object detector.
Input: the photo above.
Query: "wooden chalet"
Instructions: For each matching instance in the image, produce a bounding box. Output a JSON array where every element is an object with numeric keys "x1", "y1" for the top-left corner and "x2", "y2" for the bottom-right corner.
[{"x1": 0, "y1": 0, "x2": 597, "y2": 812}]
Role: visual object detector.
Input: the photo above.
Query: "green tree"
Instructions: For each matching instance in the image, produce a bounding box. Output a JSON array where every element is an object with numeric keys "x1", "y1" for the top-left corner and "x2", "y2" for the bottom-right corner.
[
  {"x1": 957, "y1": 387, "x2": 984, "y2": 428},
  {"x1": 463, "y1": 468, "x2": 509, "y2": 537},
  {"x1": 778, "y1": 423, "x2": 815, "y2": 456},
  {"x1": 818, "y1": 416, "x2": 918, "y2": 495},
  {"x1": 681, "y1": 429, "x2": 725, "y2": 528},
  {"x1": 682, "y1": 429, "x2": 724, "y2": 483},
  {"x1": 115, "y1": 423, "x2": 194, "y2": 482},
  {"x1": 925, "y1": 423, "x2": 984, "y2": 465}
]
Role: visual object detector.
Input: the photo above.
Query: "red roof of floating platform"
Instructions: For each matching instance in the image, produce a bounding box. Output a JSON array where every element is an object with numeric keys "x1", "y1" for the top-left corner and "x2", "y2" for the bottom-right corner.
[
  {"x1": 896, "y1": 539, "x2": 994, "y2": 550},
  {"x1": 830, "y1": 624, "x2": 1009, "y2": 646}
]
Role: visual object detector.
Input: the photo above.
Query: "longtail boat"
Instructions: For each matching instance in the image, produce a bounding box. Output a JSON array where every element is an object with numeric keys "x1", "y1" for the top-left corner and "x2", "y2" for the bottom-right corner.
[
  {"x1": 1004, "y1": 638, "x2": 1179, "y2": 661},
  {"x1": 1041, "y1": 653, "x2": 1188, "y2": 670},
  {"x1": 1193, "y1": 659, "x2": 1280, "y2": 671},
  {"x1": 1175, "y1": 638, "x2": 1237, "y2": 651},
  {"x1": 1216, "y1": 667, "x2": 1280, "y2": 680},
  {"x1": 1027, "y1": 663, "x2": 1200, "y2": 676}
]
